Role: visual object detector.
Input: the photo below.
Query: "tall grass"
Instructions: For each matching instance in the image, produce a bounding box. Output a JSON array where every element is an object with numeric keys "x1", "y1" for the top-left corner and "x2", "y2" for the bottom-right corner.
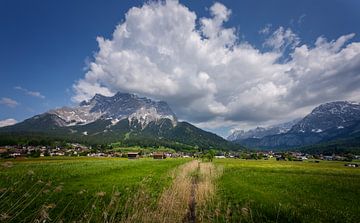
[
  {"x1": 196, "y1": 162, "x2": 223, "y2": 222},
  {"x1": 0, "y1": 157, "x2": 187, "y2": 222}
]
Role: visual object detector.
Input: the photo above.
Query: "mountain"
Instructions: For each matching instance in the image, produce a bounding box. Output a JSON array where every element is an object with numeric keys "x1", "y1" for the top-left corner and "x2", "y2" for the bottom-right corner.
[
  {"x1": 0, "y1": 92, "x2": 237, "y2": 150},
  {"x1": 298, "y1": 132, "x2": 360, "y2": 155},
  {"x1": 233, "y1": 101, "x2": 360, "y2": 149},
  {"x1": 49, "y1": 92, "x2": 177, "y2": 127},
  {"x1": 227, "y1": 119, "x2": 301, "y2": 141},
  {"x1": 289, "y1": 101, "x2": 360, "y2": 134}
]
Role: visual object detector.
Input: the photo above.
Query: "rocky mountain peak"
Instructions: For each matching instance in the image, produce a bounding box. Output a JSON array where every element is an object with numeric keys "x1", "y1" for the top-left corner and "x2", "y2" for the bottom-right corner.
[
  {"x1": 48, "y1": 92, "x2": 177, "y2": 127},
  {"x1": 311, "y1": 101, "x2": 360, "y2": 115},
  {"x1": 290, "y1": 101, "x2": 360, "y2": 133}
]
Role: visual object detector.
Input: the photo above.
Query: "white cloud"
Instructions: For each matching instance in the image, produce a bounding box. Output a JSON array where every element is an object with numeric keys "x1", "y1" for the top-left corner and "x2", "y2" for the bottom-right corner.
[
  {"x1": 73, "y1": 0, "x2": 360, "y2": 132},
  {"x1": 264, "y1": 26, "x2": 300, "y2": 51},
  {"x1": 0, "y1": 97, "x2": 19, "y2": 108},
  {"x1": 0, "y1": 118, "x2": 17, "y2": 127},
  {"x1": 14, "y1": 86, "x2": 45, "y2": 99},
  {"x1": 259, "y1": 24, "x2": 272, "y2": 35}
]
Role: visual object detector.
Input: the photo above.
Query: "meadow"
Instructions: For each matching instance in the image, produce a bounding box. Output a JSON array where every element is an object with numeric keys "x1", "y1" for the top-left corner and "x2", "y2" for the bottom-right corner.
[
  {"x1": 202, "y1": 159, "x2": 360, "y2": 223},
  {"x1": 0, "y1": 157, "x2": 359, "y2": 223},
  {"x1": 0, "y1": 157, "x2": 188, "y2": 222}
]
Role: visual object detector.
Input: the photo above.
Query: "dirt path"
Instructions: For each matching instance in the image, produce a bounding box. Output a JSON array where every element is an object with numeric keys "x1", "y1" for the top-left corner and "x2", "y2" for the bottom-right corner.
[
  {"x1": 154, "y1": 160, "x2": 199, "y2": 223},
  {"x1": 185, "y1": 165, "x2": 199, "y2": 223},
  {"x1": 123, "y1": 160, "x2": 221, "y2": 223},
  {"x1": 156, "y1": 160, "x2": 221, "y2": 223}
]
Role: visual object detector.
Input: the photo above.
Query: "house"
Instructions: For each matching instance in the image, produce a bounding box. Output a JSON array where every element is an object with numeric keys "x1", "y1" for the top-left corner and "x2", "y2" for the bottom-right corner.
[
  {"x1": 127, "y1": 152, "x2": 140, "y2": 159},
  {"x1": 333, "y1": 156, "x2": 346, "y2": 161},
  {"x1": 153, "y1": 152, "x2": 166, "y2": 159},
  {"x1": 345, "y1": 163, "x2": 359, "y2": 168},
  {"x1": 215, "y1": 155, "x2": 226, "y2": 159}
]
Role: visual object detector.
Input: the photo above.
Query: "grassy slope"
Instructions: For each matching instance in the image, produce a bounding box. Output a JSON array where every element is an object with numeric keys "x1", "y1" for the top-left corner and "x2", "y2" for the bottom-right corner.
[
  {"x1": 204, "y1": 159, "x2": 360, "y2": 223},
  {"x1": 0, "y1": 157, "x2": 187, "y2": 222}
]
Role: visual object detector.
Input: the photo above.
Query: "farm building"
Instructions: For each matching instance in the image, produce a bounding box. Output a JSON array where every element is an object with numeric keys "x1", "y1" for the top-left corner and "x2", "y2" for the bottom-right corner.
[
  {"x1": 345, "y1": 163, "x2": 359, "y2": 168},
  {"x1": 215, "y1": 155, "x2": 226, "y2": 159},
  {"x1": 153, "y1": 152, "x2": 166, "y2": 159},
  {"x1": 127, "y1": 152, "x2": 140, "y2": 159}
]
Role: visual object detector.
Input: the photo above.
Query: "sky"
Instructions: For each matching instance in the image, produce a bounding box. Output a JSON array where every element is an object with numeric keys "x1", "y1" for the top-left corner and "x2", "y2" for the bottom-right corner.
[{"x1": 0, "y1": 0, "x2": 360, "y2": 137}]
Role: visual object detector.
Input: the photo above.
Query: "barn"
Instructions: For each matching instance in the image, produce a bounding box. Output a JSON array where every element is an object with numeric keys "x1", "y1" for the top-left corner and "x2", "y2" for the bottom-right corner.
[
  {"x1": 153, "y1": 152, "x2": 166, "y2": 159},
  {"x1": 127, "y1": 152, "x2": 140, "y2": 159}
]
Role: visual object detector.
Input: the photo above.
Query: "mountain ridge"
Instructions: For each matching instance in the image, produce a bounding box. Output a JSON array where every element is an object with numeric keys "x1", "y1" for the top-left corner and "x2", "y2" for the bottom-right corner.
[
  {"x1": 228, "y1": 118, "x2": 301, "y2": 141},
  {"x1": 232, "y1": 101, "x2": 360, "y2": 149},
  {"x1": 0, "y1": 92, "x2": 239, "y2": 150},
  {"x1": 48, "y1": 92, "x2": 177, "y2": 128}
]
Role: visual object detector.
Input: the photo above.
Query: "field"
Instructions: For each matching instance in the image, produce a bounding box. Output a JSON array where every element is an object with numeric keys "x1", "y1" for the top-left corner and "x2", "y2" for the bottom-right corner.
[
  {"x1": 204, "y1": 159, "x2": 360, "y2": 223},
  {"x1": 1, "y1": 157, "x2": 359, "y2": 223},
  {"x1": 0, "y1": 157, "x2": 188, "y2": 222}
]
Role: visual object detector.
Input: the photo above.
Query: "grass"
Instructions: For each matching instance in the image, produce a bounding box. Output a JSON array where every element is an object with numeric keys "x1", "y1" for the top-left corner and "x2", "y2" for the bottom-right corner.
[
  {"x1": 1, "y1": 157, "x2": 360, "y2": 222},
  {"x1": 202, "y1": 159, "x2": 360, "y2": 223},
  {"x1": 0, "y1": 157, "x2": 188, "y2": 222}
]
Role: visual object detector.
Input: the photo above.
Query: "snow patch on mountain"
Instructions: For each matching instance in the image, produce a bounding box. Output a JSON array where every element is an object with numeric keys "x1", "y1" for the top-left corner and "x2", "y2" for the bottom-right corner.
[
  {"x1": 49, "y1": 106, "x2": 102, "y2": 126},
  {"x1": 47, "y1": 92, "x2": 177, "y2": 128},
  {"x1": 128, "y1": 107, "x2": 177, "y2": 128}
]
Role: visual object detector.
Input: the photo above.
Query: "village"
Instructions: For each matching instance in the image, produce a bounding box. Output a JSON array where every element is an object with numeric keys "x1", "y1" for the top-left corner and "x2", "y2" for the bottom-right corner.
[{"x1": 0, "y1": 144, "x2": 358, "y2": 162}]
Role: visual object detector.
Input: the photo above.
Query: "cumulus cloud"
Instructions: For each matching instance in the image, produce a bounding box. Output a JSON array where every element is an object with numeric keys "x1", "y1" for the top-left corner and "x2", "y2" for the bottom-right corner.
[
  {"x1": 73, "y1": 0, "x2": 360, "y2": 132},
  {"x1": 15, "y1": 86, "x2": 45, "y2": 99},
  {"x1": 0, "y1": 118, "x2": 17, "y2": 127},
  {"x1": 0, "y1": 97, "x2": 19, "y2": 108}
]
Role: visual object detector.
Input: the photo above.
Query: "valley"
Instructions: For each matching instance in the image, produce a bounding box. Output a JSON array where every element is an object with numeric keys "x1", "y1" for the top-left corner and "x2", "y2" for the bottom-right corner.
[
  {"x1": 1, "y1": 157, "x2": 359, "y2": 222},
  {"x1": 1, "y1": 0, "x2": 359, "y2": 222}
]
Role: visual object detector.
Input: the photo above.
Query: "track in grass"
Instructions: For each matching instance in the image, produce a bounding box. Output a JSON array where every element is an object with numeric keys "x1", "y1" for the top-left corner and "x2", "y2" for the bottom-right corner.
[
  {"x1": 0, "y1": 157, "x2": 224, "y2": 223},
  {"x1": 186, "y1": 173, "x2": 198, "y2": 223},
  {"x1": 145, "y1": 160, "x2": 221, "y2": 223}
]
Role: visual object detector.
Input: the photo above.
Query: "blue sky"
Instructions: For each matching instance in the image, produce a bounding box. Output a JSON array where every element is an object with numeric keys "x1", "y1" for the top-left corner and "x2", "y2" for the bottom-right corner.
[{"x1": 1, "y1": 0, "x2": 360, "y2": 137}]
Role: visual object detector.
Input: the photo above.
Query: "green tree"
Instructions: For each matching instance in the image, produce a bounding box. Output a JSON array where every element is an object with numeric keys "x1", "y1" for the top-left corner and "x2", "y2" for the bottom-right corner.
[{"x1": 205, "y1": 149, "x2": 216, "y2": 162}]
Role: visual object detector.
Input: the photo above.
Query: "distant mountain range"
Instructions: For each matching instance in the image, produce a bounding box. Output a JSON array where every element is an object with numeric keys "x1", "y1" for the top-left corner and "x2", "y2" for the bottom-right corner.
[
  {"x1": 1, "y1": 93, "x2": 359, "y2": 151},
  {"x1": 0, "y1": 92, "x2": 238, "y2": 150},
  {"x1": 227, "y1": 119, "x2": 301, "y2": 141},
  {"x1": 229, "y1": 101, "x2": 360, "y2": 149}
]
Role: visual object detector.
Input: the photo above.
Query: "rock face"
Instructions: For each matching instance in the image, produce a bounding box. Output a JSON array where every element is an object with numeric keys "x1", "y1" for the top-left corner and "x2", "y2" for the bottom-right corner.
[
  {"x1": 232, "y1": 101, "x2": 360, "y2": 149},
  {"x1": 48, "y1": 92, "x2": 177, "y2": 128},
  {"x1": 289, "y1": 101, "x2": 360, "y2": 134}
]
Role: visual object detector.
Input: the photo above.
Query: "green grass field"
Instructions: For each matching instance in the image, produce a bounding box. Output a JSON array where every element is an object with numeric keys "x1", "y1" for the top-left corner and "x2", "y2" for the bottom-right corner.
[
  {"x1": 203, "y1": 159, "x2": 360, "y2": 223},
  {"x1": 1, "y1": 157, "x2": 359, "y2": 222},
  {"x1": 0, "y1": 157, "x2": 188, "y2": 222}
]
